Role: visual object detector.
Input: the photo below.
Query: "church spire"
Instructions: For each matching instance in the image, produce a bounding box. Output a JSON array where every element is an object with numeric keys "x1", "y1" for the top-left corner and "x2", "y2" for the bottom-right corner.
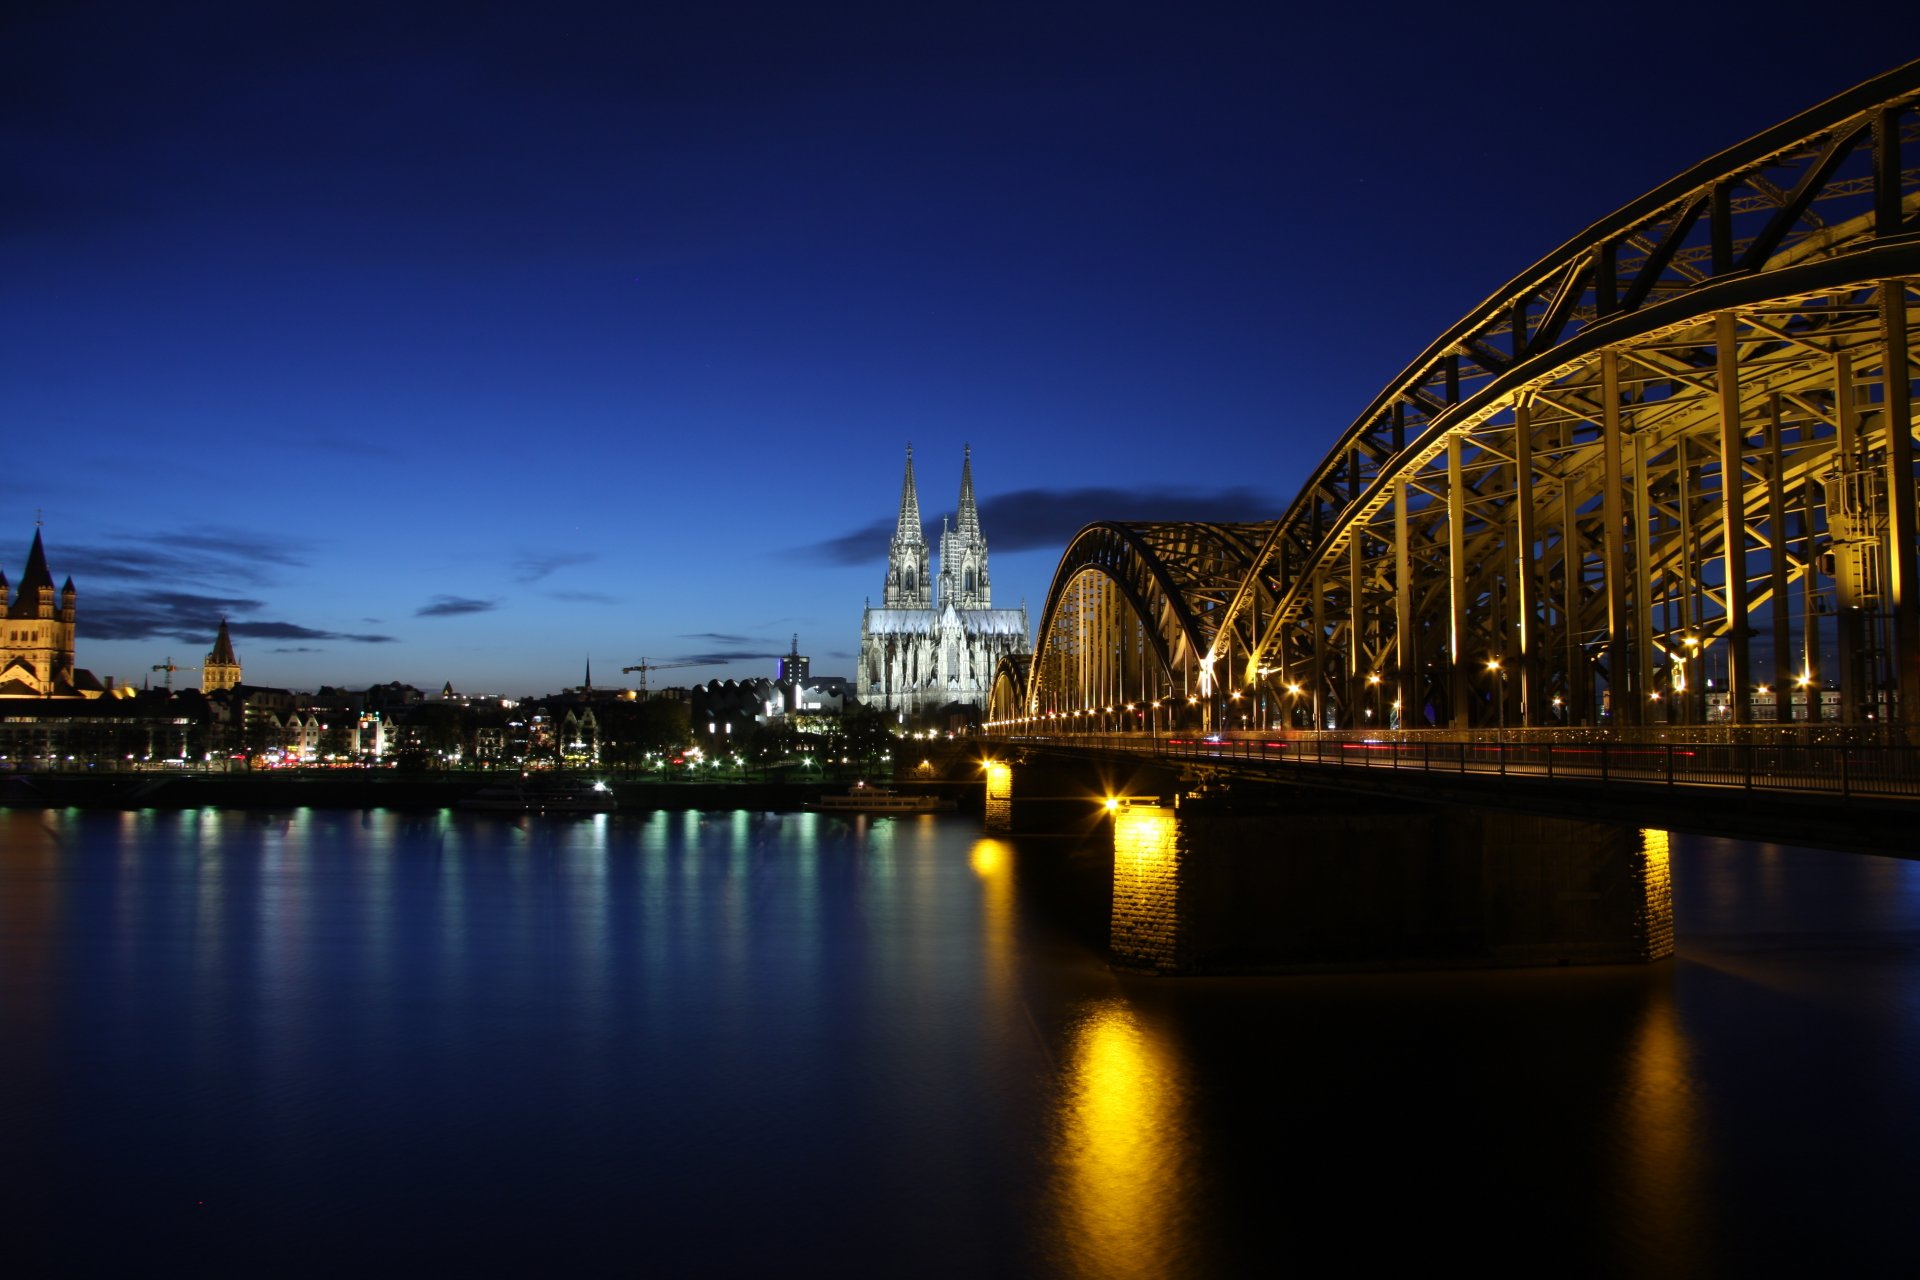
[
  {"x1": 895, "y1": 443, "x2": 923, "y2": 542},
  {"x1": 956, "y1": 443, "x2": 982, "y2": 541},
  {"x1": 209, "y1": 618, "x2": 237, "y2": 665},
  {"x1": 882, "y1": 444, "x2": 932, "y2": 607},
  {"x1": 13, "y1": 528, "x2": 55, "y2": 618},
  {"x1": 202, "y1": 617, "x2": 243, "y2": 693}
]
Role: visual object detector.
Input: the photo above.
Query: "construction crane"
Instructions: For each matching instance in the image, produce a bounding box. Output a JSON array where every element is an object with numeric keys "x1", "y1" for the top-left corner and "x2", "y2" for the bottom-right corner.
[
  {"x1": 150, "y1": 656, "x2": 197, "y2": 692},
  {"x1": 620, "y1": 657, "x2": 699, "y2": 699}
]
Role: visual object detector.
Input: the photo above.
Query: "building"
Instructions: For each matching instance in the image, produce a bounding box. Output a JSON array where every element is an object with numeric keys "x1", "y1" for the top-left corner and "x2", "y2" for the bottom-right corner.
[
  {"x1": 0, "y1": 529, "x2": 114, "y2": 699},
  {"x1": 857, "y1": 446, "x2": 1029, "y2": 719},
  {"x1": 202, "y1": 620, "x2": 243, "y2": 693}
]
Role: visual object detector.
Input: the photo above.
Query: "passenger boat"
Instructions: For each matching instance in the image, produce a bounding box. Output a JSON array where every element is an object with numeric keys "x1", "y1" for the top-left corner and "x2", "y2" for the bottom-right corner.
[
  {"x1": 808, "y1": 782, "x2": 955, "y2": 814},
  {"x1": 457, "y1": 778, "x2": 618, "y2": 814}
]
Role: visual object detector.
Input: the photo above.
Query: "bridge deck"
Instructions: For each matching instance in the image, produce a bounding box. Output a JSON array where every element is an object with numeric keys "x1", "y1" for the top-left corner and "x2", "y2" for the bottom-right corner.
[{"x1": 985, "y1": 730, "x2": 1920, "y2": 853}]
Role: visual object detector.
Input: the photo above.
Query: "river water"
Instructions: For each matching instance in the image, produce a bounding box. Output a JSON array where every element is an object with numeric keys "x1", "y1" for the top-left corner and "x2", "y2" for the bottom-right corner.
[{"x1": 2, "y1": 806, "x2": 1916, "y2": 1277}]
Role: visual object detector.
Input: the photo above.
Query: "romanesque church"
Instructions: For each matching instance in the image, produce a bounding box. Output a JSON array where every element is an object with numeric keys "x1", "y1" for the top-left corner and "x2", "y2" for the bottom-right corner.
[
  {"x1": 857, "y1": 447, "x2": 1030, "y2": 718},
  {"x1": 0, "y1": 529, "x2": 102, "y2": 698}
]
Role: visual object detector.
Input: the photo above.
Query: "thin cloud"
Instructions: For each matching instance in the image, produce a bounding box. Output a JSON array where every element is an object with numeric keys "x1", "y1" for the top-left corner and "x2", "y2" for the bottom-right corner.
[
  {"x1": 681, "y1": 632, "x2": 758, "y2": 644},
  {"x1": 60, "y1": 524, "x2": 304, "y2": 589},
  {"x1": 81, "y1": 590, "x2": 261, "y2": 643},
  {"x1": 547, "y1": 590, "x2": 617, "y2": 604},
  {"x1": 681, "y1": 650, "x2": 783, "y2": 665},
  {"x1": 77, "y1": 588, "x2": 394, "y2": 644},
  {"x1": 512, "y1": 551, "x2": 596, "y2": 584},
  {"x1": 232, "y1": 621, "x2": 395, "y2": 643},
  {"x1": 800, "y1": 485, "x2": 1281, "y2": 565},
  {"x1": 416, "y1": 595, "x2": 497, "y2": 618}
]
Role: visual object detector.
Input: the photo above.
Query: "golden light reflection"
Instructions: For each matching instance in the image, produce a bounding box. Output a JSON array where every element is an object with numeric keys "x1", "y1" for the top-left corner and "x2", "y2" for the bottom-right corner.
[
  {"x1": 1051, "y1": 999, "x2": 1194, "y2": 1279},
  {"x1": 969, "y1": 839, "x2": 1008, "y2": 880},
  {"x1": 1637, "y1": 828, "x2": 1675, "y2": 961},
  {"x1": 1614, "y1": 974, "x2": 1708, "y2": 1266}
]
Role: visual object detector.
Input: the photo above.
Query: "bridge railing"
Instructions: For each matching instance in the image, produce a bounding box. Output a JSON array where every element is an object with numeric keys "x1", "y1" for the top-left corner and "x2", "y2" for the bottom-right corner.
[{"x1": 984, "y1": 730, "x2": 1920, "y2": 800}]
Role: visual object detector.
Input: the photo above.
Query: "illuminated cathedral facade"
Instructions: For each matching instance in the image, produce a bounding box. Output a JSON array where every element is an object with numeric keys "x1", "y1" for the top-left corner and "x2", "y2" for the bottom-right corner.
[{"x1": 857, "y1": 447, "x2": 1030, "y2": 719}]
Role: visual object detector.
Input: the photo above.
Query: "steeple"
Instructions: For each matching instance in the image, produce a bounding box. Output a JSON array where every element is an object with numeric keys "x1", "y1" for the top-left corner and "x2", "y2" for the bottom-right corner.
[
  {"x1": 941, "y1": 444, "x2": 991, "y2": 609},
  {"x1": 202, "y1": 618, "x2": 243, "y2": 694},
  {"x1": 12, "y1": 529, "x2": 55, "y2": 618},
  {"x1": 209, "y1": 619, "x2": 237, "y2": 665},
  {"x1": 895, "y1": 443, "x2": 924, "y2": 542},
  {"x1": 883, "y1": 444, "x2": 932, "y2": 608},
  {"x1": 956, "y1": 443, "x2": 982, "y2": 541}
]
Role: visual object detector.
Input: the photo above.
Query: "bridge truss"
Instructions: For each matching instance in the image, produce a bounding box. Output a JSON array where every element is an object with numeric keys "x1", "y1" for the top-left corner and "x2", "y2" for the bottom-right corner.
[{"x1": 1001, "y1": 61, "x2": 1920, "y2": 734}]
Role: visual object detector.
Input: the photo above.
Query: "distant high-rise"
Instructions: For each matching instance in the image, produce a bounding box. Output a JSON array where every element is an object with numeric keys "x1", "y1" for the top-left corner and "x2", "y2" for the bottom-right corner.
[
  {"x1": 858, "y1": 446, "x2": 1029, "y2": 718},
  {"x1": 203, "y1": 619, "x2": 243, "y2": 693}
]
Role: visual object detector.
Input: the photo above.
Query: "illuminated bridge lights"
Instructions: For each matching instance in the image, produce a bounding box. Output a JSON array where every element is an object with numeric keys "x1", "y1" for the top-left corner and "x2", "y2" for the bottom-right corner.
[{"x1": 992, "y1": 62, "x2": 1920, "y2": 739}]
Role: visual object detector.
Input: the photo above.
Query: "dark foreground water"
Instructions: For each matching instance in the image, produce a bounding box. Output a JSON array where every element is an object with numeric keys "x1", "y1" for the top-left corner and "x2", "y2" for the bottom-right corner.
[{"x1": 2, "y1": 807, "x2": 1917, "y2": 1277}]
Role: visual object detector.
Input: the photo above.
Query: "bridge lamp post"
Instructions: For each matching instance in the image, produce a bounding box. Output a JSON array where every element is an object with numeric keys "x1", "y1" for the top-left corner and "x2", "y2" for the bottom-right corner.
[
  {"x1": 1367, "y1": 672, "x2": 1382, "y2": 726},
  {"x1": 1681, "y1": 634, "x2": 1701, "y2": 724},
  {"x1": 1486, "y1": 658, "x2": 1506, "y2": 731}
]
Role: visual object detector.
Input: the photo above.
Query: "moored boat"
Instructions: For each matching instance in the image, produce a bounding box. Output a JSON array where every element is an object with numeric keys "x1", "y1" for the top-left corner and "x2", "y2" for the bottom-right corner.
[
  {"x1": 808, "y1": 782, "x2": 955, "y2": 814},
  {"x1": 457, "y1": 778, "x2": 617, "y2": 814}
]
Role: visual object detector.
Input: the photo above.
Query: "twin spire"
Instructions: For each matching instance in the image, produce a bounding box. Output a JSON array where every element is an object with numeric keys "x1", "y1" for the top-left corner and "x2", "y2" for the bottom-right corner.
[
  {"x1": 882, "y1": 444, "x2": 989, "y2": 610},
  {"x1": 889, "y1": 443, "x2": 982, "y2": 546},
  {"x1": 895, "y1": 444, "x2": 924, "y2": 544}
]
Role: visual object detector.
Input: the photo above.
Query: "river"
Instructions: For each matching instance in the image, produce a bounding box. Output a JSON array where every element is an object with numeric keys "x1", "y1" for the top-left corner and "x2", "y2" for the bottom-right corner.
[{"x1": 2, "y1": 806, "x2": 1916, "y2": 1276}]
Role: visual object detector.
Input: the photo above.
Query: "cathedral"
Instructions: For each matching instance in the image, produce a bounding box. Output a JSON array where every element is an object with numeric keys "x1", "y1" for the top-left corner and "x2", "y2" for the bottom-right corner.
[{"x1": 858, "y1": 447, "x2": 1030, "y2": 719}]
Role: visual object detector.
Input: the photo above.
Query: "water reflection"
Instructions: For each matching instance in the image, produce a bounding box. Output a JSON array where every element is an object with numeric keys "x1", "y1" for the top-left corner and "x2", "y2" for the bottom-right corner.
[
  {"x1": 1049, "y1": 998, "x2": 1197, "y2": 1280},
  {"x1": 1613, "y1": 977, "x2": 1710, "y2": 1271}
]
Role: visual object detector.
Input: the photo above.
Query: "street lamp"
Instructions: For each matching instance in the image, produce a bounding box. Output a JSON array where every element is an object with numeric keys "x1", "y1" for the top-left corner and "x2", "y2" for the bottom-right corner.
[{"x1": 1486, "y1": 658, "x2": 1506, "y2": 730}]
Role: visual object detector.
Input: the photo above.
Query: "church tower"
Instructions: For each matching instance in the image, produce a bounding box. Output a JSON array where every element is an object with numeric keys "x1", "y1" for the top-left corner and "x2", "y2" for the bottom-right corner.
[
  {"x1": 938, "y1": 444, "x2": 991, "y2": 609},
  {"x1": 203, "y1": 619, "x2": 242, "y2": 693},
  {"x1": 882, "y1": 445, "x2": 932, "y2": 608},
  {"x1": 1, "y1": 529, "x2": 79, "y2": 695}
]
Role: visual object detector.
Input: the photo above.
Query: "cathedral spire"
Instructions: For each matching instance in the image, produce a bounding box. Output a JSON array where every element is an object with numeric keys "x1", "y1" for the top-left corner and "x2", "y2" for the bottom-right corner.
[
  {"x1": 895, "y1": 443, "x2": 924, "y2": 543},
  {"x1": 956, "y1": 443, "x2": 982, "y2": 541},
  {"x1": 882, "y1": 444, "x2": 932, "y2": 607}
]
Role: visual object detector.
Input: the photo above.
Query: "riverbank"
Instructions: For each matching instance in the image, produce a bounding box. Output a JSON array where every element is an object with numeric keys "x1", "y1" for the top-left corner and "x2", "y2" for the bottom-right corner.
[{"x1": 0, "y1": 772, "x2": 982, "y2": 813}]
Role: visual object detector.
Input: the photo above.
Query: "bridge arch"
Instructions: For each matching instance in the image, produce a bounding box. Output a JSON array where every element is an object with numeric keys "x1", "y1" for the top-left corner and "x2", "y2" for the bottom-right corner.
[
  {"x1": 1017, "y1": 522, "x2": 1274, "y2": 731},
  {"x1": 1022, "y1": 60, "x2": 1920, "y2": 734}
]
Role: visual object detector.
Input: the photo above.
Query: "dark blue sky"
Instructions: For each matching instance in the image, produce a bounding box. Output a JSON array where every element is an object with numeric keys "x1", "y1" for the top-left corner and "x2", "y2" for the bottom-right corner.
[{"x1": 4, "y1": 2, "x2": 1910, "y2": 694}]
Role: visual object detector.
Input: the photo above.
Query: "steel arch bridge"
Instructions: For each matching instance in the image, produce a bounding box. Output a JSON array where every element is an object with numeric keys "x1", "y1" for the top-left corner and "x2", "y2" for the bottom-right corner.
[{"x1": 993, "y1": 61, "x2": 1920, "y2": 737}]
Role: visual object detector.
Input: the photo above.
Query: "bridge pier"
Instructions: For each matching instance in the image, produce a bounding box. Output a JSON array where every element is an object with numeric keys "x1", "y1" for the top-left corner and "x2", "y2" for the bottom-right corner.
[
  {"x1": 1109, "y1": 797, "x2": 1672, "y2": 975},
  {"x1": 981, "y1": 756, "x2": 1178, "y2": 836}
]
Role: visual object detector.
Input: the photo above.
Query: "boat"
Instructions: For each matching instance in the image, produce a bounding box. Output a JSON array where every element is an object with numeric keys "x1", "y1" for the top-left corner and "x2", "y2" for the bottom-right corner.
[
  {"x1": 808, "y1": 782, "x2": 955, "y2": 814},
  {"x1": 457, "y1": 778, "x2": 618, "y2": 814}
]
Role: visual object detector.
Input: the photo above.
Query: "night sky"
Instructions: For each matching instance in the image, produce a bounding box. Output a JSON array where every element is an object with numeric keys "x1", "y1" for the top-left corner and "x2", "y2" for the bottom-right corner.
[{"x1": 5, "y1": 2, "x2": 1910, "y2": 696}]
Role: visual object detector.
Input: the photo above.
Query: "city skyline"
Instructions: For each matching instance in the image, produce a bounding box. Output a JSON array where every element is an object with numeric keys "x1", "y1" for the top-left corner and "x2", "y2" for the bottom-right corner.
[{"x1": 5, "y1": 3, "x2": 1908, "y2": 694}]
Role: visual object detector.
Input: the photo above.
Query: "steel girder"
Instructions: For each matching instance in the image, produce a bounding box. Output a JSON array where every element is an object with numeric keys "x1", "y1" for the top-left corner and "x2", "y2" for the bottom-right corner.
[
  {"x1": 1208, "y1": 60, "x2": 1920, "y2": 730},
  {"x1": 1020, "y1": 522, "x2": 1274, "y2": 719}
]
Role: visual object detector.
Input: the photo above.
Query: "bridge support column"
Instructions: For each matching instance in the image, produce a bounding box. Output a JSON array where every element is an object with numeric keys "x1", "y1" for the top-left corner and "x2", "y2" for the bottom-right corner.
[
  {"x1": 1881, "y1": 282, "x2": 1920, "y2": 727},
  {"x1": 1109, "y1": 798, "x2": 1673, "y2": 975}
]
